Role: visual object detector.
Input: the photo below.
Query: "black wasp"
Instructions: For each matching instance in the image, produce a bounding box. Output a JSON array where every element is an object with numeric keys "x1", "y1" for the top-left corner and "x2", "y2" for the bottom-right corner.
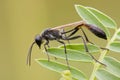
[{"x1": 27, "y1": 21, "x2": 107, "y2": 69}]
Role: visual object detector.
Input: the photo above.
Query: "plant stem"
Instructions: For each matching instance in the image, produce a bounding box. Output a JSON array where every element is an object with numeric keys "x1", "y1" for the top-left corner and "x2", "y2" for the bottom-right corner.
[
  {"x1": 89, "y1": 50, "x2": 108, "y2": 80},
  {"x1": 89, "y1": 28, "x2": 119, "y2": 80}
]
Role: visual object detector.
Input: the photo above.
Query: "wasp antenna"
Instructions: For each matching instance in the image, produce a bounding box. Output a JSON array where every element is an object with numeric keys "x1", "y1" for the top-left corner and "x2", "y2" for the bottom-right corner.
[{"x1": 26, "y1": 41, "x2": 36, "y2": 66}]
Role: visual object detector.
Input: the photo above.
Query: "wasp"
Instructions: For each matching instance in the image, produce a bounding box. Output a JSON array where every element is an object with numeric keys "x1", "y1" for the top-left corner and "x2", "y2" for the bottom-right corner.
[{"x1": 27, "y1": 21, "x2": 107, "y2": 69}]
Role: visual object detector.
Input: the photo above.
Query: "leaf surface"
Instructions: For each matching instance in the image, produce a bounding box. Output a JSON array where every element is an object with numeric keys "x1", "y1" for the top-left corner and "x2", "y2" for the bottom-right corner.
[
  {"x1": 47, "y1": 48, "x2": 93, "y2": 62},
  {"x1": 87, "y1": 7, "x2": 117, "y2": 29},
  {"x1": 103, "y1": 56, "x2": 120, "y2": 77},
  {"x1": 108, "y1": 41, "x2": 120, "y2": 52},
  {"x1": 59, "y1": 43, "x2": 100, "y2": 53},
  {"x1": 96, "y1": 69, "x2": 120, "y2": 80},
  {"x1": 36, "y1": 59, "x2": 87, "y2": 80},
  {"x1": 75, "y1": 5, "x2": 110, "y2": 37}
]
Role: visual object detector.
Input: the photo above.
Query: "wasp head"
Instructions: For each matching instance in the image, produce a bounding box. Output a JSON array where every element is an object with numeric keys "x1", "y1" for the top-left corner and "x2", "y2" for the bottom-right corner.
[
  {"x1": 27, "y1": 34, "x2": 43, "y2": 66},
  {"x1": 35, "y1": 34, "x2": 43, "y2": 48}
]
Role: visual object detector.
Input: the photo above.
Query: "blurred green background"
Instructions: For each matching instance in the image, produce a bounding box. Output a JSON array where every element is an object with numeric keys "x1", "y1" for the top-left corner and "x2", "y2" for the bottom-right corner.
[{"x1": 0, "y1": 0, "x2": 120, "y2": 80}]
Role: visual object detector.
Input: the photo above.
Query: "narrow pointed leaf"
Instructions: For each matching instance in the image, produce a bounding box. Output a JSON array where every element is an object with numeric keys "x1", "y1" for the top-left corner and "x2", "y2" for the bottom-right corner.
[
  {"x1": 96, "y1": 69, "x2": 120, "y2": 80},
  {"x1": 103, "y1": 56, "x2": 120, "y2": 77},
  {"x1": 47, "y1": 48, "x2": 93, "y2": 62},
  {"x1": 116, "y1": 29, "x2": 120, "y2": 39},
  {"x1": 36, "y1": 59, "x2": 87, "y2": 80},
  {"x1": 87, "y1": 7, "x2": 117, "y2": 29},
  {"x1": 59, "y1": 43, "x2": 100, "y2": 53},
  {"x1": 75, "y1": 5, "x2": 110, "y2": 37},
  {"x1": 117, "y1": 32, "x2": 120, "y2": 39},
  {"x1": 108, "y1": 41, "x2": 120, "y2": 52}
]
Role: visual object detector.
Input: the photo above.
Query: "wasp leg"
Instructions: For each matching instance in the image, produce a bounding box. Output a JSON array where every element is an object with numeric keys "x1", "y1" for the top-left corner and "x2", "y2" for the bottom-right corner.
[
  {"x1": 62, "y1": 24, "x2": 84, "y2": 38},
  {"x1": 63, "y1": 35, "x2": 106, "y2": 66},
  {"x1": 61, "y1": 29, "x2": 70, "y2": 44},
  {"x1": 44, "y1": 40, "x2": 50, "y2": 61},
  {"x1": 61, "y1": 24, "x2": 106, "y2": 66},
  {"x1": 65, "y1": 26, "x2": 80, "y2": 38},
  {"x1": 61, "y1": 27, "x2": 76, "y2": 34},
  {"x1": 56, "y1": 40, "x2": 70, "y2": 69},
  {"x1": 80, "y1": 27, "x2": 94, "y2": 44},
  {"x1": 80, "y1": 28, "x2": 109, "y2": 51},
  {"x1": 62, "y1": 35, "x2": 81, "y2": 40}
]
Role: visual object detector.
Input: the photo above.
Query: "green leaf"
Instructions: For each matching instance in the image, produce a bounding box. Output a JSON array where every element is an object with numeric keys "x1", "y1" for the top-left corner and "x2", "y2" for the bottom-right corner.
[
  {"x1": 47, "y1": 48, "x2": 93, "y2": 62},
  {"x1": 75, "y1": 5, "x2": 110, "y2": 37},
  {"x1": 59, "y1": 43, "x2": 100, "y2": 53},
  {"x1": 36, "y1": 59, "x2": 87, "y2": 80},
  {"x1": 103, "y1": 56, "x2": 120, "y2": 77},
  {"x1": 108, "y1": 41, "x2": 120, "y2": 52},
  {"x1": 96, "y1": 69, "x2": 120, "y2": 80},
  {"x1": 87, "y1": 7, "x2": 117, "y2": 29},
  {"x1": 116, "y1": 29, "x2": 120, "y2": 39}
]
